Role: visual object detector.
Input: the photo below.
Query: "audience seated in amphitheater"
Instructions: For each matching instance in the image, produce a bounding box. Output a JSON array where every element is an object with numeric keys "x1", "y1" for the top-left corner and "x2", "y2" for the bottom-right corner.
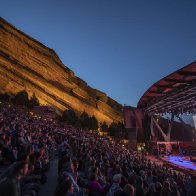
[{"x1": 0, "y1": 101, "x2": 196, "y2": 196}]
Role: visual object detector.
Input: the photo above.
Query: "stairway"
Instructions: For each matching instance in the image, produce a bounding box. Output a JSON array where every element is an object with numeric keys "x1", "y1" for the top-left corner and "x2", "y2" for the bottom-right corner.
[{"x1": 39, "y1": 158, "x2": 58, "y2": 196}]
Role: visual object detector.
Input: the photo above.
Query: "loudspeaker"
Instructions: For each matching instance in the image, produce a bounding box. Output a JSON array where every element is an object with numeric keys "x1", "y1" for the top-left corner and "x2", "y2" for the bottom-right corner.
[{"x1": 127, "y1": 128, "x2": 137, "y2": 150}]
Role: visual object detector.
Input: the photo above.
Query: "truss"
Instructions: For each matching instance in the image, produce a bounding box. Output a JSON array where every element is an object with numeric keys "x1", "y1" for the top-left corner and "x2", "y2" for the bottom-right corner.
[{"x1": 138, "y1": 62, "x2": 196, "y2": 115}]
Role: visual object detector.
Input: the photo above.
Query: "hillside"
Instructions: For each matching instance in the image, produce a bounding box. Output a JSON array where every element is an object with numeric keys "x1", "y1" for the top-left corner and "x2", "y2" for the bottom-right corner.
[{"x1": 0, "y1": 17, "x2": 123, "y2": 124}]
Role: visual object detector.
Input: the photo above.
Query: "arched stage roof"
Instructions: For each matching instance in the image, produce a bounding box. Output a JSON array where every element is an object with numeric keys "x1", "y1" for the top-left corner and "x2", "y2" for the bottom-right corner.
[{"x1": 137, "y1": 62, "x2": 196, "y2": 115}]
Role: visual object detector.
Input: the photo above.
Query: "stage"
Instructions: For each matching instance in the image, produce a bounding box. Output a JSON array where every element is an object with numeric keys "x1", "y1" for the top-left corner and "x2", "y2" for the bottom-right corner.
[{"x1": 163, "y1": 155, "x2": 196, "y2": 171}]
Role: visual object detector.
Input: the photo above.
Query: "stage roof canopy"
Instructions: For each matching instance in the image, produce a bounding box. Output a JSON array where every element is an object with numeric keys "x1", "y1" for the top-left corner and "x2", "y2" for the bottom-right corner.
[{"x1": 137, "y1": 62, "x2": 196, "y2": 115}]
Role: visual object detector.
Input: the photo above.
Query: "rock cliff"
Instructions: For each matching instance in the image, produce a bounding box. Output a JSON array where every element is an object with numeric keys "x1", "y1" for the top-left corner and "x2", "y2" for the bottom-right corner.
[{"x1": 0, "y1": 17, "x2": 123, "y2": 124}]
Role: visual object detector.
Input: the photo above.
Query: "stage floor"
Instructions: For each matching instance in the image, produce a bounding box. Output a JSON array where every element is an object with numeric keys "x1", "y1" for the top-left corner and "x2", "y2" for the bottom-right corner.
[{"x1": 165, "y1": 155, "x2": 196, "y2": 171}]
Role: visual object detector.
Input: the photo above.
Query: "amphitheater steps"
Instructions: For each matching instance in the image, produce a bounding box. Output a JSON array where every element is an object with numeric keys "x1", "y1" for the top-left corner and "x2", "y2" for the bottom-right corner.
[{"x1": 39, "y1": 158, "x2": 58, "y2": 196}]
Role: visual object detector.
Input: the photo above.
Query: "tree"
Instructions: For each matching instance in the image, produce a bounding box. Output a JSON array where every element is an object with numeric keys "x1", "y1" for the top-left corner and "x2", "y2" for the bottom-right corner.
[
  {"x1": 12, "y1": 90, "x2": 29, "y2": 106},
  {"x1": 108, "y1": 122, "x2": 126, "y2": 139},
  {"x1": 29, "y1": 93, "x2": 39, "y2": 108},
  {"x1": 108, "y1": 122, "x2": 117, "y2": 136},
  {"x1": 100, "y1": 121, "x2": 108, "y2": 132},
  {"x1": 79, "y1": 111, "x2": 93, "y2": 129},
  {"x1": 62, "y1": 109, "x2": 78, "y2": 125},
  {"x1": 79, "y1": 111, "x2": 90, "y2": 129},
  {"x1": 88, "y1": 115, "x2": 98, "y2": 131},
  {"x1": 116, "y1": 122, "x2": 126, "y2": 139},
  {"x1": 0, "y1": 93, "x2": 10, "y2": 102}
]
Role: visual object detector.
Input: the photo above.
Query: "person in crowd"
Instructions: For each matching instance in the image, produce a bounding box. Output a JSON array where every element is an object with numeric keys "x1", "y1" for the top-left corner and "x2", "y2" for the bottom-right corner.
[
  {"x1": 88, "y1": 173, "x2": 105, "y2": 195},
  {"x1": 0, "y1": 161, "x2": 29, "y2": 196},
  {"x1": 135, "y1": 177, "x2": 145, "y2": 196},
  {"x1": 1, "y1": 101, "x2": 195, "y2": 196},
  {"x1": 119, "y1": 184, "x2": 135, "y2": 196},
  {"x1": 72, "y1": 159, "x2": 79, "y2": 182},
  {"x1": 62, "y1": 161, "x2": 80, "y2": 193},
  {"x1": 107, "y1": 174, "x2": 122, "y2": 196},
  {"x1": 187, "y1": 175, "x2": 196, "y2": 196},
  {"x1": 54, "y1": 178, "x2": 74, "y2": 196},
  {"x1": 160, "y1": 181, "x2": 171, "y2": 196}
]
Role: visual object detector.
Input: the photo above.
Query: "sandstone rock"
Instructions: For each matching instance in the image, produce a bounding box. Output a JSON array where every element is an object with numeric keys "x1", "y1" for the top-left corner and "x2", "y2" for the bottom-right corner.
[{"x1": 0, "y1": 17, "x2": 123, "y2": 124}]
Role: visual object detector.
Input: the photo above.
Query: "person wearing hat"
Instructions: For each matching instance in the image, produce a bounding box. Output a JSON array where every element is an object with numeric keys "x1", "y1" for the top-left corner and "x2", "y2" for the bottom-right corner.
[
  {"x1": 107, "y1": 174, "x2": 122, "y2": 196},
  {"x1": 187, "y1": 175, "x2": 196, "y2": 196}
]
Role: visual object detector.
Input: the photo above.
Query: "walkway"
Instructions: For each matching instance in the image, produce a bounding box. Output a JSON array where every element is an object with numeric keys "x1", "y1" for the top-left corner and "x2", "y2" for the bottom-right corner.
[{"x1": 39, "y1": 158, "x2": 58, "y2": 196}]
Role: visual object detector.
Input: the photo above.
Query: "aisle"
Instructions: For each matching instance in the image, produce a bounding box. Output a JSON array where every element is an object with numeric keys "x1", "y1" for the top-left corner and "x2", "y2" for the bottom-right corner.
[{"x1": 39, "y1": 158, "x2": 58, "y2": 196}]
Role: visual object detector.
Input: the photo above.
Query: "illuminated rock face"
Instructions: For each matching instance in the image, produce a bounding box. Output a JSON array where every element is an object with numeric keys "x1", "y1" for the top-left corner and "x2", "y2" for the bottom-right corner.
[{"x1": 0, "y1": 17, "x2": 123, "y2": 124}]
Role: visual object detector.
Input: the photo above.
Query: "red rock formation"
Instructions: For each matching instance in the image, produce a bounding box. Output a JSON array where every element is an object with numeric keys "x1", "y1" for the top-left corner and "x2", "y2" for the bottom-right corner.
[{"x1": 0, "y1": 17, "x2": 123, "y2": 124}]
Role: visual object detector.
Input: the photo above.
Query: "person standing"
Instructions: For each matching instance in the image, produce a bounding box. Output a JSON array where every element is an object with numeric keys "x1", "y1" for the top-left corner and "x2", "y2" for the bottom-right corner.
[{"x1": 0, "y1": 161, "x2": 29, "y2": 196}]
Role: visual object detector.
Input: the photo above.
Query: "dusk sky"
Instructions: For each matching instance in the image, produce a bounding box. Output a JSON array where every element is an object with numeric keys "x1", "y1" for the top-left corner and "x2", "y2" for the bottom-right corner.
[{"x1": 1, "y1": 0, "x2": 196, "y2": 107}]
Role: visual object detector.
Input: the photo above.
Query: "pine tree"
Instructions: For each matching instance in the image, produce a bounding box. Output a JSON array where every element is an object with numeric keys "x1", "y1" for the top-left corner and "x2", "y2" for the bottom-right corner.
[
  {"x1": 12, "y1": 90, "x2": 29, "y2": 106},
  {"x1": 100, "y1": 121, "x2": 108, "y2": 132},
  {"x1": 29, "y1": 93, "x2": 39, "y2": 108}
]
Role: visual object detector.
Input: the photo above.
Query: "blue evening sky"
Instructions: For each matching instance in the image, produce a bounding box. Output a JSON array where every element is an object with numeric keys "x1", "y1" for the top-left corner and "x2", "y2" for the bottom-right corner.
[{"x1": 0, "y1": 0, "x2": 196, "y2": 107}]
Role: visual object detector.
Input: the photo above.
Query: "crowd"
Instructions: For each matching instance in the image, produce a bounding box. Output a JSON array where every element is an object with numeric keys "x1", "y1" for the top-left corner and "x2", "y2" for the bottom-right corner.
[
  {"x1": 0, "y1": 102, "x2": 196, "y2": 196},
  {"x1": 0, "y1": 102, "x2": 61, "y2": 195}
]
